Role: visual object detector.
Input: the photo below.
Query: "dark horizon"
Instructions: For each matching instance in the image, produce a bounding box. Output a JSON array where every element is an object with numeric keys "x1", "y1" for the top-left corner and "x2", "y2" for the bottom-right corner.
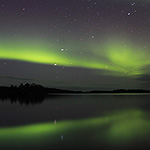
[{"x1": 0, "y1": 83, "x2": 150, "y2": 93}]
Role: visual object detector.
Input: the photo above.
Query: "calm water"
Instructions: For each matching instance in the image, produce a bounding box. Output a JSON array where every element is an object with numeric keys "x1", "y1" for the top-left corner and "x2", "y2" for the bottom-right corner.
[{"x1": 0, "y1": 94, "x2": 150, "y2": 150}]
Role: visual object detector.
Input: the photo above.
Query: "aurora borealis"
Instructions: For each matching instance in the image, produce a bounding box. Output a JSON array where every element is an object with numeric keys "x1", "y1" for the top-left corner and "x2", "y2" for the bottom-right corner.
[{"x1": 0, "y1": 0, "x2": 150, "y2": 90}]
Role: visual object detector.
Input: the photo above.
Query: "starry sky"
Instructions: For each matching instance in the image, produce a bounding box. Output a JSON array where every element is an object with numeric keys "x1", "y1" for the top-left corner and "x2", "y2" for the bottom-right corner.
[{"x1": 0, "y1": 0, "x2": 150, "y2": 90}]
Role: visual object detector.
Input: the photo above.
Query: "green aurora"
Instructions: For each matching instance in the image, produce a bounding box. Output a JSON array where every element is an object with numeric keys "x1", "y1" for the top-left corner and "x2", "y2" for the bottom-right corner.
[{"x1": 0, "y1": 38, "x2": 149, "y2": 77}]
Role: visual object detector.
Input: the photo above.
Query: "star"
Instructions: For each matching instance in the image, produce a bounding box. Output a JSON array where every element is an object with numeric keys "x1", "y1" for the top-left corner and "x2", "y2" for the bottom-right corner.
[
  {"x1": 91, "y1": 35, "x2": 95, "y2": 39},
  {"x1": 127, "y1": 12, "x2": 131, "y2": 16}
]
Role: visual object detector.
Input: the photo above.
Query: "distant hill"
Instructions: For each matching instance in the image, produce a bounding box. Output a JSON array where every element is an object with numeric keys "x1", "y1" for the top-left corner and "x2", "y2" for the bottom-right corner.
[{"x1": 88, "y1": 89, "x2": 150, "y2": 93}]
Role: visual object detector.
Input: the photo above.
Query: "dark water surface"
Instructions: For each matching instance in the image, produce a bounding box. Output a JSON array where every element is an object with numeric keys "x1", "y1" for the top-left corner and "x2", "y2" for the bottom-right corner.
[{"x1": 0, "y1": 94, "x2": 150, "y2": 150}]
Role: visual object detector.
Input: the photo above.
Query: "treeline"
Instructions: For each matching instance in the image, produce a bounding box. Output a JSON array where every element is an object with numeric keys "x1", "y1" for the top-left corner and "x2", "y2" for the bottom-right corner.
[
  {"x1": 88, "y1": 89, "x2": 150, "y2": 93},
  {"x1": 0, "y1": 83, "x2": 46, "y2": 96},
  {"x1": 0, "y1": 83, "x2": 81, "y2": 96},
  {"x1": 0, "y1": 83, "x2": 150, "y2": 95},
  {"x1": 113, "y1": 89, "x2": 150, "y2": 93}
]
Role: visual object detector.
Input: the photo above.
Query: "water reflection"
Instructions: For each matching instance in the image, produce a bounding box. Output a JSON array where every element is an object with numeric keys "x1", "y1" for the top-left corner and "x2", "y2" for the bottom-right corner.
[
  {"x1": 1, "y1": 95, "x2": 150, "y2": 127},
  {"x1": 0, "y1": 94, "x2": 45, "y2": 105},
  {"x1": 0, "y1": 95, "x2": 63, "y2": 105},
  {"x1": 1, "y1": 95, "x2": 150, "y2": 149},
  {"x1": 0, "y1": 109, "x2": 150, "y2": 150}
]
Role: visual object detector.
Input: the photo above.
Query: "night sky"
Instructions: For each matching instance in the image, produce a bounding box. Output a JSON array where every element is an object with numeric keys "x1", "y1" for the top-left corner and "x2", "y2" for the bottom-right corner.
[{"x1": 0, "y1": 0, "x2": 150, "y2": 90}]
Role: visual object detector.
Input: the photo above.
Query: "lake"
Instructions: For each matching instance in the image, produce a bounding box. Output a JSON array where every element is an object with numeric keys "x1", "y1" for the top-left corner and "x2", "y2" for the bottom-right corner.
[{"x1": 0, "y1": 94, "x2": 150, "y2": 150}]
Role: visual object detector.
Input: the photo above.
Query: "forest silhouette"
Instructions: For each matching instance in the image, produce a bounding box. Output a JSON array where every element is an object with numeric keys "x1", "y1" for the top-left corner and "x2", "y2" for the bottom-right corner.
[{"x1": 0, "y1": 83, "x2": 149, "y2": 105}]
